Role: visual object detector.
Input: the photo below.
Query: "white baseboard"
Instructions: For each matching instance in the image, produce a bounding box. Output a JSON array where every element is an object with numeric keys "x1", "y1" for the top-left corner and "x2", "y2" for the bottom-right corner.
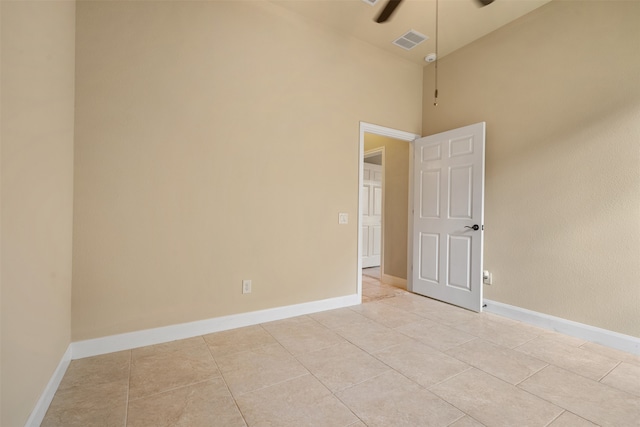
[
  {"x1": 27, "y1": 294, "x2": 360, "y2": 425},
  {"x1": 381, "y1": 273, "x2": 407, "y2": 289},
  {"x1": 484, "y1": 299, "x2": 640, "y2": 356},
  {"x1": 72, "y1": 293, "x2": 361, "y2": 359},
  {"x1": 25, "y1": 345, "x2": 72, "y2": 427}
]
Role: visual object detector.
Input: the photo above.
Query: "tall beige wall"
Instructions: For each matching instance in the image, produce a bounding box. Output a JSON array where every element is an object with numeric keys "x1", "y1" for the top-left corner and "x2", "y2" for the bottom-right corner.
[
  {"x1": 423, "y1": 1, "x2": 640, "y2": 337},
  {"x1": 72, "y1": 1, "x2": 422, "y2": 340},
  {"x1": 1, "y1": 1, "x2": 75, "y2": 425},
  {"x1": 364, "y1": 134, "x2": 409, "y2": 280}
]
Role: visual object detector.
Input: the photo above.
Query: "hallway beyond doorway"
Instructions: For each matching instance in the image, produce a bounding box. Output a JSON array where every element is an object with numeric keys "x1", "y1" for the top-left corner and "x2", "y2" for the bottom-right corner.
[{"x1": 362, "y1": 267, "x2": 405, "y2": 303}]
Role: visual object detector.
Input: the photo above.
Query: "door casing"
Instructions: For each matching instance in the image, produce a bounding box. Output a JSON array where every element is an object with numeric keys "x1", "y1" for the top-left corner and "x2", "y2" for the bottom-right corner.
[{"x1": 357, "y1": 122, "x2": 419, "y2": 300}]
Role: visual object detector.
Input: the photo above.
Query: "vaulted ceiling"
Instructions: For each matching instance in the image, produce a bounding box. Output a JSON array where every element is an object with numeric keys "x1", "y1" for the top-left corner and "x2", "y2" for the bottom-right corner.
[{"x1": 271, "y1": 0, "x2": 552, "y2": 65}]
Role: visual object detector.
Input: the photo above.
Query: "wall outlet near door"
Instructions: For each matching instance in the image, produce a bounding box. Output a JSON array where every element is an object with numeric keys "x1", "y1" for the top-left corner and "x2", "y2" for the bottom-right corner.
[
  {"x1": 338, "y1": 213, "x2": 349, "y2": 224},
  {"x1": 483, "y1": 271, "x2": 493, "y2": 285},
  {"x1": 242, "y1": 279, "x2": 252, "y2": 294}
]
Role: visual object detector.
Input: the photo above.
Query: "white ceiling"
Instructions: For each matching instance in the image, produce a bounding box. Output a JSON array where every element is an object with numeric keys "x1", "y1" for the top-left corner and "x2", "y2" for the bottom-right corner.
[{"x1": 271, "y1": 0, "x2": 552, "y2": 65}]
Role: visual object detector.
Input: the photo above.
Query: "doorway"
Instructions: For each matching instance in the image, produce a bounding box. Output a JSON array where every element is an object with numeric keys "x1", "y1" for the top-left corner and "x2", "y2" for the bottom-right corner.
[{"x1": 357, "y1": 122, "x2": 420, "y2": 300}]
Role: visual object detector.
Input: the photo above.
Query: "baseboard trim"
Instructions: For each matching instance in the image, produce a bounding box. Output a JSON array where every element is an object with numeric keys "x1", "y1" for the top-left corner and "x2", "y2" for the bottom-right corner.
[
  {"x1": 72, "y1": 293, "x2": 361, "y2": 359},
  {"x1": 483, "y1": 299, "x2": 640, "y2": 356},
  {"x1": 381, "y1": 273, "x2": 407, "y2": 289},
  {"x1": 25, "y1": 345, "x2": 72, "y2": 427}
]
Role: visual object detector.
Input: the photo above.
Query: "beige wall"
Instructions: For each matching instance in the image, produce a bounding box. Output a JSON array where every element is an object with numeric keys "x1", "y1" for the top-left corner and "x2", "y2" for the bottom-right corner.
[
  {"x1": 364, "y1": 134, "x2": 409, "y2": 280},
  {"x1": 1, "y1": 1, "x2": 76, "y2": 425},
  {"x1": 72, "y1": 1, "x2": 422, "y2": 340},
  {"x1": 423, "y1": 1, "x2": 640, "y2": 337}
]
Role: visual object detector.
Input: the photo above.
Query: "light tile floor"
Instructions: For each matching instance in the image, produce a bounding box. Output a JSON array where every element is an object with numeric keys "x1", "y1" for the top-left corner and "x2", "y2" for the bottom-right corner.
[{"x1": 42, "y1": 274, "x2": 640, "y2": 426}]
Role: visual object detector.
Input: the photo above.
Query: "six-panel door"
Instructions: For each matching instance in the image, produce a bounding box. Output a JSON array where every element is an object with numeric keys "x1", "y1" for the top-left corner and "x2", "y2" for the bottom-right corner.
[{"x1": 411, "y1": 123, "x2": 485, "y2": 312}]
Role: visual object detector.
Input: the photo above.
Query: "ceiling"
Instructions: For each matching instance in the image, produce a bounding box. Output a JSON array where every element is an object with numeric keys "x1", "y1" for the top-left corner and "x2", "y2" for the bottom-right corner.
[{"x1": 271, "y1": 0, "x2": 552, "y2": 65}]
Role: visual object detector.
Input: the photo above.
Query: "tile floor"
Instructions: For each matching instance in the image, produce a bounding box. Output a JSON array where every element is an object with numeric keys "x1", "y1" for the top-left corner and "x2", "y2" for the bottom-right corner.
[{"x1": 42, "y1": 272, "x2": 640, "y2": 426}]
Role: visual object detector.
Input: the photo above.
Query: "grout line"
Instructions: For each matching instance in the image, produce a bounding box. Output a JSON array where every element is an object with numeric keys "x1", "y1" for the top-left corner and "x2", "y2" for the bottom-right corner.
[
  {"x1": 427, "y1": 366, "x2": 474, "y2": 391},
  {"x1": 205, "y1": 326, "x2": 315, "y2": 400},
  {"x1": 291, "y1": 341, "x2": 345, "y2": 362},
  {"x1": 332, "y1": 366, "x2": 394, "y2": 394},
  {"x1": 511, "y1": 366, "x2": 570, "y2": 412},
  {"x1": 127, "y1": 339, "x2": 224, "y2": 403},
  {"x1": 512, "y1": 364, "x2": 618, "y2": 423},
  {"x1": 123, "y1": 350, "x2": 132, "y2": 426},
  {"x1": 422, "y1": 385, "x2": 473, "y2": 427},
  {"x1": 598, "y1": 360, "x2": 621, "y2": 382},
  {"x1": 514, "y1": 333, "x2": 541, "y2": 349},
  {"x1": 127, "y1": 377, "x2": 222, "y2": 403},
  {"x1": 300, "y1": 368, "x2": 365, "y2": 426},
  {"x1": 543, "y1": 409, "x2": 566, "y2": 427},
  {"x1": 331, "y1": 371, "x2": 393, "y2": 425},
  {"x1": 515, "y1": 363, "x2": 550, "y2": 387},
  {"x1": 207, "y1": 344, "x2": 251, "y2": 427},
  {"x1": 444, "y1": 413, "x2": 467, "y2": 427},
  {"x1": 231, "y1": 373, "x2": 311, "y2": 398},
  {"x1": 345, "y1": 418, "x2": 367, "y2": 427}
]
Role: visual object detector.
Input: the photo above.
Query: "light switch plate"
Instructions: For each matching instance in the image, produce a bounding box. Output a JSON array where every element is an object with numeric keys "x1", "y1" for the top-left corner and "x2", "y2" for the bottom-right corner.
[{"x1": 338, "y1": 213, "x2": 348, "y2": 224}]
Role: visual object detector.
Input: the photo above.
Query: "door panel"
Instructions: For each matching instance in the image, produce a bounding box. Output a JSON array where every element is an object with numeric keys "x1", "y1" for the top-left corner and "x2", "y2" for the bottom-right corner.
[
  {"x1": 449, "y1": 165, "x2": 473, "y2": 219},
  {"x1": 419, "y1": 233, "x2": 439, "y2": 282},
  {"x1": 448, "y1": 235, "x2": 471, "y2": 290},
  {"x1": 362, "y1": 163, "x2": 383, "y2": 268},
  {"x1": 372, "y1": 225, "x2": 382, "y2": 256},
  {"x1": 362, "y1": 186, "x2": 370, "y2": 216},
  {"x1": 362, "y1": 225, "x2": 370, "y2": 261},
  {"x1": 411, "y1": 123, "x2": 485, "y2": 312},
  {"x1": 373, "y1": 186, "x2": 382, "y2": 216},
  {"x1": 450, "y1": 135, "x2": 474, "y2": 157},
  {"x1": 420, "y1": 170, "x2": 441, "y2": 218}
]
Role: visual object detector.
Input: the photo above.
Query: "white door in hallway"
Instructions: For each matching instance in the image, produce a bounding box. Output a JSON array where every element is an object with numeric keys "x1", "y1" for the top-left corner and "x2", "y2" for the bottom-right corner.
[
  {"x1": 411, "y1": 122, "x2": 485, "y2": 312},
  {"x1": 362, "y1": 163, "x2": 382, "y2": 268}
]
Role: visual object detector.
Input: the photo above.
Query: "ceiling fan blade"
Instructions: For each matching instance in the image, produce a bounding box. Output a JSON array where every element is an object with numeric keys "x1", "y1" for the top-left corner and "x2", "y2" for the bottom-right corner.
[
  {"x1": 476, "y1": 0, "x2": 495, "y2": 6},
  {"x1": 375, "y1": 0, "x2": 404, "y2": 23}
]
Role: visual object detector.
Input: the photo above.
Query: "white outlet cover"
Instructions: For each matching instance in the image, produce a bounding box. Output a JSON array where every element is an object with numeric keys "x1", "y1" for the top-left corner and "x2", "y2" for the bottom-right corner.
[
  {"x1": 242, "y1": 280, "x2": 252, "y2": 294},
  {"x1": 483, "y1": 271, "x2": 492, "y2": 285},
  {"x1": 338, "y1": 213, "x2": 348, "y2": 224}
]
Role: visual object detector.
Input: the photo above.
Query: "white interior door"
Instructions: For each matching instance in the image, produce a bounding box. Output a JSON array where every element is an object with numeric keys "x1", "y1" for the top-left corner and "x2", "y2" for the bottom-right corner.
[
  {"x1": 362, "y1": 163, "x2": 382, "y2": 268},
  {"x1": 411, "y1": 122, "x2": 485, "y2": 312}
]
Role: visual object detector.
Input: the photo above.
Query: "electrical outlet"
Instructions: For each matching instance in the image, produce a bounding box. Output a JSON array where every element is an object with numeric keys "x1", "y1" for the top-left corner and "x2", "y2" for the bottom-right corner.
[
  {"x1": 483, "y1": 270, "x2": 492, "y2": 285},
  {"x1": 338, "y1": 213, "x2": 348, "y2": 224},
  {"x1": 242, "y1": 279, "x2": 252, "y2": 294}
]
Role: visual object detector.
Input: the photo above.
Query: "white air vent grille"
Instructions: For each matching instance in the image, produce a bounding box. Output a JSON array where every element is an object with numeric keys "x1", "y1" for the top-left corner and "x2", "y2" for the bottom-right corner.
[
  {"x1": 393, "y1": 30, "x2": 428, "y2": 50},
  {"x1": 361, "y1": 0, "x2": 380, "y2": 5}
]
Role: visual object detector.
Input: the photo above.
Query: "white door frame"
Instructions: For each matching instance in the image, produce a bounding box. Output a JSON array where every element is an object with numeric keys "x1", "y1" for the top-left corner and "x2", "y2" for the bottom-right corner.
[{"x1": 357, "y1": 122, "x2": 420, "y2": 300}]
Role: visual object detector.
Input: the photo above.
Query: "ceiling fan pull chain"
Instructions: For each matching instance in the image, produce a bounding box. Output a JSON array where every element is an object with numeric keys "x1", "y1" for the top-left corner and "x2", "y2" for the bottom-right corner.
[{"x1": 434, "y1": 0, "x2": 439, "y2": 106}]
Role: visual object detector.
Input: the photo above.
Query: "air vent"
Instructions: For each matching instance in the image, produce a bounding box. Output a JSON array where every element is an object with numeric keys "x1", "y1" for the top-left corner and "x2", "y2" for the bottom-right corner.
[
  {"x1": 392, "y1": 30, "x2": 428, "y2": 50},
  {"x1": 361, "y1": 0, "x2": 380, "y2": 5}
]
